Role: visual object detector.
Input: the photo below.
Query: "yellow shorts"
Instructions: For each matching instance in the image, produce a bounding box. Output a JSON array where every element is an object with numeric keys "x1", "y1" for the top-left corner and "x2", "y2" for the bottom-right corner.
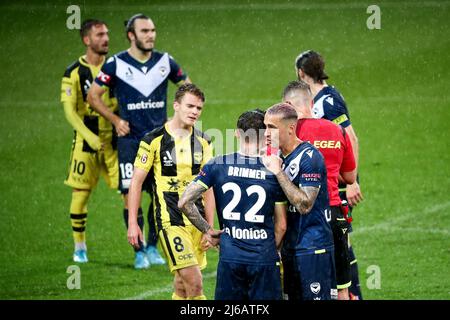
[
  {"x1": 159, "y1": 225, "x2": 207, "y2": 273},
  {"x1": 64, "y1": 131, "x2": 118, "y2": 190}
]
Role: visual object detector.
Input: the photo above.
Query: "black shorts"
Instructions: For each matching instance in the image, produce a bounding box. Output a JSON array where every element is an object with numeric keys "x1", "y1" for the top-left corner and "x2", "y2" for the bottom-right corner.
[
  {"x1": 118, "y1": 136, "x2": 152, "y2": 194},
  {"x1": 330, "y1": 206, "x2": 351, "y2": 289}
]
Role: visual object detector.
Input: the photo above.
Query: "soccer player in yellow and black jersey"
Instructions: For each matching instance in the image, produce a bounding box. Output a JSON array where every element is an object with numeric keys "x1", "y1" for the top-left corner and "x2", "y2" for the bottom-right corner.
[
  {"x1": 61, "y1": 19, "x2": 118, "y2": 263},
  {"x1": 127, "y1": 84, "x2": 215, "y2": 300}
]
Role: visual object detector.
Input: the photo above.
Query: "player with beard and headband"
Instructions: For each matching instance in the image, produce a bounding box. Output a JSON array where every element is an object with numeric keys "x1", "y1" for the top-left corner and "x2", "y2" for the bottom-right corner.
[
  {"x1": 61, "y1": 19, "x2": 118, "y2": 263},
  {"x1": 88, "y1": 13, "x2": 191, "y2": 269}
]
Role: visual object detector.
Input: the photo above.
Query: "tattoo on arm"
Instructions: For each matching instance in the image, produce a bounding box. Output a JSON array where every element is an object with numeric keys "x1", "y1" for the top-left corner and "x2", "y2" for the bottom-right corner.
[
  {"x1": 275, "y1": 171, "x2": 319, "y2": 214},
  {"x1": 178, "y1": 182, "x2": 211, "y2": 233}
]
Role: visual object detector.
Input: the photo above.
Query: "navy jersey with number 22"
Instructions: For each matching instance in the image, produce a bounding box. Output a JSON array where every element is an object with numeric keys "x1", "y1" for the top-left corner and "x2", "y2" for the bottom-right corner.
[{"x1": 194, "y1": 153, "x2": 286, "y2": 265}]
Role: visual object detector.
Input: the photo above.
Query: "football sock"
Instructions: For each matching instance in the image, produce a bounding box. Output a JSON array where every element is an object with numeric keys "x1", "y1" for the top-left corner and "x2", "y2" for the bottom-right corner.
[
  {"x1": 70, "y1": 190, "x2": 90, "y2": 251},
  {"x1": 123, "y1": 208, "x2": 145, "y2": 252},
  {"x1": 348, "y1": 245, "x2": 363, "y2": 300},
  {"x1": 146, "y1": 199, "x2": 158, "y2": 247},
  {"x1": 188, "y1": 295, "x2": 207, "y2": 300},
  {"x1": 172, "y1": 292, "x2": 187, "y2": 300}
]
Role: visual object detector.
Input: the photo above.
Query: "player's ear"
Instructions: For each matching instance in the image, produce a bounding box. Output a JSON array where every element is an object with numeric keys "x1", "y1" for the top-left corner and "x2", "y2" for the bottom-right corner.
[
  {"x1": 173, "y1": 101, "x2": 180, "y2": 112},
  {"x1": 235, "y1": 129, "x2": 241, "y2": 139},
  {"x1": 82, "y1": 35, "x2": 90, "y2": 47},
  {"x1": 289, "y1": 121, "x2": 297, "y2": 134}
]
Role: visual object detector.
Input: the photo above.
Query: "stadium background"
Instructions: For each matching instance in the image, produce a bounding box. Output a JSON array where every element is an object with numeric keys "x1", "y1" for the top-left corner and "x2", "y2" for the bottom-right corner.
[{"x1": 0, "y1": 0, "x2": 449, "y2": 299}]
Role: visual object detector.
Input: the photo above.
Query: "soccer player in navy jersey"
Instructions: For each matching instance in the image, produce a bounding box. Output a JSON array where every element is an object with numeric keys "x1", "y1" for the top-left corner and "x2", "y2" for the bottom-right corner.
[
  {"x1": 295, "y1": 50, "x2": 364, "y2": 299},
  {"x1": 178, "y1": 109, "x2": 287, "y2": 300},
  {"x1": 283, "y1": 80, "x2": 357, "y2": 299},
  {"x1": 88, "y1": 13, "x2": 190, "y2": 269},
  {"x1": 262, "y1": 103, "x2": 337, "y2": 300}
]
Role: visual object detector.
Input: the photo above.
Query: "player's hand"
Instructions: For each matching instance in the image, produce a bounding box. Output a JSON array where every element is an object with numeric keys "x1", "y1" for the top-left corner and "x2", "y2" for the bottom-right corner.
[
  {"x1": 346, "y1": 181, "x2": 363, "y2": 207},
  {"x1": 127, "y1": 223, "x2": 144, "y2": 250},
  {"x1": 262, "y1": 154, "x2": 282, "y2": 175},
  {"x1": 204, "y1": 228, "x2": 223, "y2": 248},
  {"x1": 200, "y1": 233, "x2": 212, "y2": 251},
  {"x1": 114, "y1": 119, "x2": 130, "y2": 137},
  {"x1": 86, "y1": 134, "x2": 102, "y2": 151}
]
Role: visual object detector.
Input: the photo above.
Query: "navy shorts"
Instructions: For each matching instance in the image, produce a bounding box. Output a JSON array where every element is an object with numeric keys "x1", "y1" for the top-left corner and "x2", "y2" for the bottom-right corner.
[
  {"x1": 215, "y1": 260, "x2": 282, "y2": 300},
  {"x1": 118, "y1": 136, "x2": 152, "y2": 194},
  {"x1": 282, "y1": 249, "x2": 337, "y2": 300}
]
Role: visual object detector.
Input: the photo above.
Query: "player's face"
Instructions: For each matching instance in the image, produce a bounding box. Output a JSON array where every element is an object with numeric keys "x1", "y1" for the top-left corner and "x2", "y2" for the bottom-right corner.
[
  {"x1": 264, "y1": 114, "x2": 283, "y2": 149},
  {"x1": 132, "y1": 19, "x2": 156, "y2": 52},
  {"x1": 87, "y1": 24, "x2": 109, "y2": 55},
  {"x1": 174, "y1": 93, "x2": 204, "y2": 127}
]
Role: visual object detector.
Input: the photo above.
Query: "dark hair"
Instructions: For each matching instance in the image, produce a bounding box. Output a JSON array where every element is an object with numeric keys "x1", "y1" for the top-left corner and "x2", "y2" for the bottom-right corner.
[
  {"x1": 282, "y1": 80, "x2": 311, "y2": 100},
  {"x1": 80, "y1": 19, "x2": 107, "y2": 40},
  {"x1": 295, "y1": 50, "x2": 328, "y2": 83},
  {"x1": 124, "y1": 13, "x2": 150, "y2": 41},
  {"x1": 237, "y1": 109, "x2": 266, "y2": 145},
  {"x1": 237, "y1": 109, "x2": 266, "y2": 133},
  {"x1": 174, "y1": 83, "x2": 205, "y2": 103},
  {"x1": 266, "y1": 102, "x2": 298, "y2": 122}
]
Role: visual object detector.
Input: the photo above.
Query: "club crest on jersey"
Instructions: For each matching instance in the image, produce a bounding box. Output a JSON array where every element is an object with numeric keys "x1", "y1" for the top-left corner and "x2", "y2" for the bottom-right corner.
[
  {"x1": 66, "y1": 88, "x2": 72, "y2": 96},
  {"x1": 310, "y1": 282, "x2": 321, "y2": 295},
  {"x1": 159, "y1": 66, "x2": 167, "y2": 77}
]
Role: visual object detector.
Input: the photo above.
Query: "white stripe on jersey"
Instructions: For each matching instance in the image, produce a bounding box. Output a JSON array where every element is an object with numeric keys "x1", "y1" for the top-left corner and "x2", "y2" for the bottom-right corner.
[
  {"x1": 115, "y1": 53, "x2": 170, "y2": 97},
  {"x1": 312, "y1": 94, "x2": 331, "y2": 119}
]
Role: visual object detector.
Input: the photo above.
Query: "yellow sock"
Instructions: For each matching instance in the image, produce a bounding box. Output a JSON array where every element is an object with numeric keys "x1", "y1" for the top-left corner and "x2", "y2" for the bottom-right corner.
[
  {"x1": 172, "y1": 292, "x2": 187, "y2": 300},
  {"x1": 188, "y1": 295, "x2": 207, "y2": 300},
  {"x1": 70, "y1": 190, "x2": 90, "y2": 248}
]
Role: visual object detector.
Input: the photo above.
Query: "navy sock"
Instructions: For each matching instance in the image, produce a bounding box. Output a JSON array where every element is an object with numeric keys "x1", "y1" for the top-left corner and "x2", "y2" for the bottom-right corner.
[
  {"x1": 348, "y1": 246, "x2": 363, "y2": 299},
  {"x1": 123, "y1": 208, "x2": 145, "y2": 252}
]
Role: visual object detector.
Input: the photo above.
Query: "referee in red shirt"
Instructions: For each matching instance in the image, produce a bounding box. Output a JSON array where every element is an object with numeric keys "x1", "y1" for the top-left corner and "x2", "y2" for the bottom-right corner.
[{"x1": 282, "y1": 80, "x2": 357, "y2": 300}]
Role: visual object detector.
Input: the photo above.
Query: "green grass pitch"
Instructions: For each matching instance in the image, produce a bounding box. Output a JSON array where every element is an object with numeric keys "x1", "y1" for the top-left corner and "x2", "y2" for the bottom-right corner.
[{"x1": 0, "y1": 0, "x2": 449, "y2": 300}]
